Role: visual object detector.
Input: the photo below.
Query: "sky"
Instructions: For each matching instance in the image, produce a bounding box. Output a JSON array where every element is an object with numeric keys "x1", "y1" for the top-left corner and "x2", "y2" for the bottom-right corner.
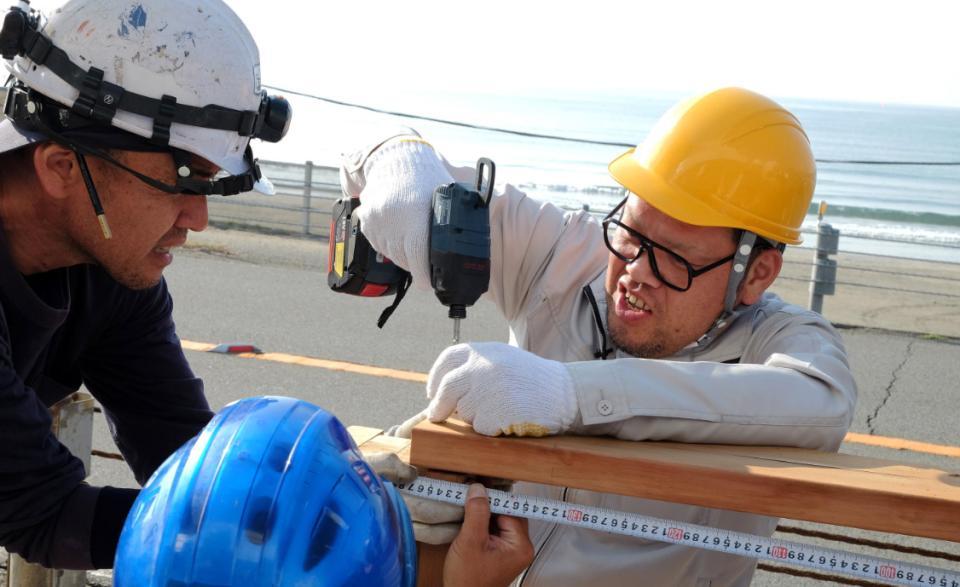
[
  {"x1": 233, "y1": 0, "x2": 960, "y2": 166},
  {"x1": 220, "y1": 0, "x2": 960, "y2": 108},
  {"x1": 26, "y1": 0, "x2": 960, "y2": 107}
]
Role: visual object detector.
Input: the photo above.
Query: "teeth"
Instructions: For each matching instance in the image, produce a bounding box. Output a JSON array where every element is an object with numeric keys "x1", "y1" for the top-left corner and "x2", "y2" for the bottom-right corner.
[
  {"x1": 626, "y1": 293, "x2": 650, "y2": 312},
  {"x1": 155, "y1": 247, "x2": 170, "y2": 254}
]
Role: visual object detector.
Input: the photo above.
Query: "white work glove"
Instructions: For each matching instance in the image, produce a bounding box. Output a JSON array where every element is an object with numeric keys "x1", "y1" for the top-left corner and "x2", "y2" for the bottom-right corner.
[
  {"x1": 366, "y1": 451, "x2": 463, "y2": 544},
  {"x1": 426, "y1": 342, "x2": 578, "y2": 437},
  {"x1": 339, "y1": 130, "x2": 455, "y2": 290},
  {"x1": 386, "y1": 408, "x2": 428, "y2": 439},
  {"x1": 380, "y1": 411, "x2": 462, "y2": 544},
  {"x1": 365, "y1": 452, "x2": 418, "y2": 485},
  {"x1": 384, "y1": 409, "x2": 514, "y2": 544}
]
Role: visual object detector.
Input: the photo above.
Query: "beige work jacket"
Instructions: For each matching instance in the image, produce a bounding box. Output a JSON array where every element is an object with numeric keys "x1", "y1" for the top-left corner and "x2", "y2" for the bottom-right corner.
[{"x1": 475, "y1": 179, "x2": 857, "y2": 587}]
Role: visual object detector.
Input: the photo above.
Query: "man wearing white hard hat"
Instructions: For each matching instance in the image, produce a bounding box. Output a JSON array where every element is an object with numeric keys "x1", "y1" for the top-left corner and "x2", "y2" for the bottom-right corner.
[
  {"x1": 0, "y1": 0, "x2": 290, "y2": 570},
  {"x1": 345, "y1": 88, "x2": 857, "y2": 586}
]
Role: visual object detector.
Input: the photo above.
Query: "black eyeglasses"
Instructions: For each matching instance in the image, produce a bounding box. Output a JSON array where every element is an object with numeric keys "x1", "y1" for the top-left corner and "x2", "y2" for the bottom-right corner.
[{"x1": 601, "y1": 197, "x2": 736, "y2": 291}]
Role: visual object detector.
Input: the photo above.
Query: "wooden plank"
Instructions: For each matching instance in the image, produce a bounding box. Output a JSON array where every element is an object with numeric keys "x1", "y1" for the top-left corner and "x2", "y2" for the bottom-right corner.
[
  {"x1": 349, "y1": 425, "x2": 386, "y2": 448},
  {"x1": 410, "y1": 420, "x2": 960, "y2": 543}
]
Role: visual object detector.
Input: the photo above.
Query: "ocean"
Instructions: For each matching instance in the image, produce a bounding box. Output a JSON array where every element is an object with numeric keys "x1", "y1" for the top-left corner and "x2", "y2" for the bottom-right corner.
[{"x1": 260, "y1": 88, "x2": 960, "y2": 264}]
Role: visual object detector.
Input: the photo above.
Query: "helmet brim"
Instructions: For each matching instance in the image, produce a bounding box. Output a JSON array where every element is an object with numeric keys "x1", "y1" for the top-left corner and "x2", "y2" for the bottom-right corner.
[{"x1": 609, "y1": 148, "x2": 802, "y2": 245}]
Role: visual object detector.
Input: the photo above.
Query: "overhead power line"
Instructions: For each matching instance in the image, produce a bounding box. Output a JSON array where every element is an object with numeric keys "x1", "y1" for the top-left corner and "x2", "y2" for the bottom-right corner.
[
  {"x1": 267, "y1": 85, "x2": 632, "y2": 148},
  {"x1": 266, "y1": 85, "x2": 960, "y2": 166}
]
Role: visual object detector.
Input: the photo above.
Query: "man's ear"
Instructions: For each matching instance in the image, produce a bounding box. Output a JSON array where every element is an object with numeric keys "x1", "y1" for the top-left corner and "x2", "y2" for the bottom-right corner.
[
  {"x1": 739, "y1": 248, "x2": 783, "y2": 306},
  {"x1": 32, "y1": 143, "x2": 82, "y2": 200}
]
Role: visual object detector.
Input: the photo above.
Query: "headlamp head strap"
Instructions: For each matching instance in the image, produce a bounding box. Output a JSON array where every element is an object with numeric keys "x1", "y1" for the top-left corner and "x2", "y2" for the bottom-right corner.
[
  {"x1": 4, "y1": 84, "x2": 261, "y2": 196},
  {"x1": 151, "y1": 94, "x2": 178, "y2": 146},
  {"x1": 171, "y1": 147, "x2": 262, "y2": 196},
  {"x1": 0, "y1": 4, "x2": 290, "y2": 143}
]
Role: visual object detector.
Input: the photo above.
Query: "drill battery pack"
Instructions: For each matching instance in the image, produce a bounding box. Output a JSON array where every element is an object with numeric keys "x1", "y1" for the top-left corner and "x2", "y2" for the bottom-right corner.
[{"x1": 327, "y1": 197, "x2": 409, "y2": 297}]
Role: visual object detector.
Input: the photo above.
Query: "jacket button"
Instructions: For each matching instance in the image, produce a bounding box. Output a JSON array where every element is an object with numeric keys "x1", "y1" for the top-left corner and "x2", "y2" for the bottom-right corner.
[{"x1": 597, "y1": 400, "x2": 613, "y2": 416}]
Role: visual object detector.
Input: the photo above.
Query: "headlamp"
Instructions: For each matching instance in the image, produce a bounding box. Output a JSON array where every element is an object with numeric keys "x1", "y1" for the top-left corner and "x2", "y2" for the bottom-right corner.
[{"x1": 254, "y1": 93, "x2": 292, "y2": 144}]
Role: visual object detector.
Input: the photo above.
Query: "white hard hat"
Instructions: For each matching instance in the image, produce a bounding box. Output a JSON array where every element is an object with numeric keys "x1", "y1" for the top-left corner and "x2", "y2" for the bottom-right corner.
[{"x1": 0, "y1": 0, "x2": 291, "y2": 194}]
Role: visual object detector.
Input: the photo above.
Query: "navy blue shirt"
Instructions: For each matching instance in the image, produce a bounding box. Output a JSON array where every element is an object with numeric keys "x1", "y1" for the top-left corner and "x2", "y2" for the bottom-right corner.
[{"x1": 0, "y1": 226, "x2": 213, "y2": 569}]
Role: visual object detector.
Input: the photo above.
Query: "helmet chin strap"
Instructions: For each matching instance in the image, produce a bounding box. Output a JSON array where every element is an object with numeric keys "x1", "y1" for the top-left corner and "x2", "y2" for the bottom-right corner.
[
  {"x1": 723, "y1": 231, "x2": 758, "y2": 314},
  {"x1": 696, "y1": 231, "x2": 757, "y2": 347}
]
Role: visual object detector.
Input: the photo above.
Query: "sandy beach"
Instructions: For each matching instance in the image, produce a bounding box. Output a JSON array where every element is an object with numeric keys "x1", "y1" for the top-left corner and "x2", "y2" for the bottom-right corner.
[{"x1": 773, "y1": 247, "x2": 959, "y2": 339}]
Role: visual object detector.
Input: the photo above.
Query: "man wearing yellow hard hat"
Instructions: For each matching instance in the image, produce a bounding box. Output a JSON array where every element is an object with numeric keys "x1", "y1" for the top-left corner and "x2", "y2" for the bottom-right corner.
[{"x1": 343, "y1": 87, "x2": 856, "y2": 586}]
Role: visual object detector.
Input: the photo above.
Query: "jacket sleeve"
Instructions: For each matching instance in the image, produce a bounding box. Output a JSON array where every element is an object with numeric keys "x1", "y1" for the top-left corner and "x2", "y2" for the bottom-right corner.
[
  {"x1": 566, "y1": 311, "x2": 857, "y2": 451},
  {"x1": 0, "y1": 309, "x2": 101, "y2": 569},
  {"x1": 80, "y1": 276, "x2": 213, "y2": 485},
  {"x1": 485, "y1": 184, "x2": 607, "y2": 323},
  {"x1": 0, "y1": 274, "x2": 205, "y2": 570}
]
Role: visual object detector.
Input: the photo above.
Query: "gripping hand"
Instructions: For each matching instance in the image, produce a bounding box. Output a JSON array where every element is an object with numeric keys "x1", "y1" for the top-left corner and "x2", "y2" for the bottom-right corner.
[
  {"x1": 339, "y1": 130, "x2": 454, "y2": 289},
  {"x1": 426, "y1": 342, "x2": 577, "y2": 437}
]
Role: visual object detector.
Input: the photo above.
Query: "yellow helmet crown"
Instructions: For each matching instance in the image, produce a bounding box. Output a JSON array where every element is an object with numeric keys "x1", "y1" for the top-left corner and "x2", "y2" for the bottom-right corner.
[{"x1": 609, "y1": 87, "x2": 816, "y2": 244}]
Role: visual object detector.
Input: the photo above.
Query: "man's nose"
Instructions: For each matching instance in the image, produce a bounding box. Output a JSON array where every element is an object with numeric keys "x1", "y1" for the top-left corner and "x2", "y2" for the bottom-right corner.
[
  {"x1": 625, "y1": 249, "x2": 663, "y2": 288},
  {"x1": 176, "y1": 195, "x2": 209, "y2": 232}
]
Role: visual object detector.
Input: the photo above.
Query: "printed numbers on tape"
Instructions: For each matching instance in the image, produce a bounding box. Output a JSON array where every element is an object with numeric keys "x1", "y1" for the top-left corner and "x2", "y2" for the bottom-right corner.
[{"x1": 397, "y1": 477, "x2": 960, "y2": 587}]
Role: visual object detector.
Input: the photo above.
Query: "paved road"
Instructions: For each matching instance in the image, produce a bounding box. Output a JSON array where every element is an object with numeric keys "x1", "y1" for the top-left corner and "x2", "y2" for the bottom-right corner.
[{"x1": 74, "y1": 229, "x2": 960, "y2": 585}]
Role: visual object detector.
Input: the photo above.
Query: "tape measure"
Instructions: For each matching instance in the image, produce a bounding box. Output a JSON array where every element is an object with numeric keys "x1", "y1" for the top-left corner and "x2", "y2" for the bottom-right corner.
[{"x1": 397, "y1": 477, "x2": 960, "y2": 587}]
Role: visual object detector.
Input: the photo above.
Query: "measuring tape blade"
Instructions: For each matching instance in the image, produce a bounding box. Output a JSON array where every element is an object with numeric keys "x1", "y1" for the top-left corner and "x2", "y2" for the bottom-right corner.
[{"x1": 397, "y1": 477, "x2": 960, "y2": 587}]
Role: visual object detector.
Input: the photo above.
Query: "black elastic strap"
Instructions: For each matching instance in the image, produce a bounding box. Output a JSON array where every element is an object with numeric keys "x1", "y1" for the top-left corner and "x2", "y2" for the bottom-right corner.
[
  {"x1": 169, "y1": 147, "x2": 260, "y2": 196},
  {"x1": 71, "y1": 66, "x2": 123, "y2": 124},
  {"x1": 21, "y1": 24, "x2": 52, "y2": 63},
  {"x1": 582, "y1": 285, "x2": 613, "y2": 359},
  {"x1": 10, "y1": 95, "x2": 259, "y2": 196},
  {"x1": 90, "y1": 486, "x2": 139, "y2": 569},
  {"x1": 151, "y1": 94, "x2": 178, "y2": 146},
  {"x1": 377, "y1": 272, "x2": 413, "y2": 329}
]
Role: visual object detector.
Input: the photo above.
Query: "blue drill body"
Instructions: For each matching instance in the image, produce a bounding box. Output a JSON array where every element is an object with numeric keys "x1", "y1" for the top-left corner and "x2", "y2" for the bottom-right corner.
[{"x1": 429, "y1": 158, "x2": 495, "y2": 341}]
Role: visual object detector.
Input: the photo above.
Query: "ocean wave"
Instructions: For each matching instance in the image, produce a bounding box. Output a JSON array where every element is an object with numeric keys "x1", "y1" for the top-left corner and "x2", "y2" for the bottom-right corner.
[
  {"x1": 802, "y1": 218, "x2": 960, "y2": 249},
  {"x1": 517, "y1": 181, "x2": 960, "y2": 229},
  {"x1": 807, "y1": 204, "x2": 960, "y2": 228},
  {"x1": 518, "y1": 182, "x2": 960, "y2": 256}
]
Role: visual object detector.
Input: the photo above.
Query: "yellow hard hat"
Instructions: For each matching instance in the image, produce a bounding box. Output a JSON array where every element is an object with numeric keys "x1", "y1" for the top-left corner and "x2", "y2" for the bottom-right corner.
[{"x1": 608, "y1": 87, "x2": 816, "y2": 245}]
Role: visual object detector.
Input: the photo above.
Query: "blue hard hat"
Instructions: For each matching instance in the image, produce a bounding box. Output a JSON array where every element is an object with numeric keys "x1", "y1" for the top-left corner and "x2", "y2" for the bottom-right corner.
[{"x1": 114, "y1": 396, "x2": 417, "y2": 586}]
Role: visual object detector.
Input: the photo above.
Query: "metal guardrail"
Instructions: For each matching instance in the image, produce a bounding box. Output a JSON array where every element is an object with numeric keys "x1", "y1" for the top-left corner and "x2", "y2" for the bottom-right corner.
[
  {"x1": 243, "y1": 161, "x2": 960, "y2": 250},
  {"x1": 207, "y1": 160, "x2": 341, "y2": 238}
]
